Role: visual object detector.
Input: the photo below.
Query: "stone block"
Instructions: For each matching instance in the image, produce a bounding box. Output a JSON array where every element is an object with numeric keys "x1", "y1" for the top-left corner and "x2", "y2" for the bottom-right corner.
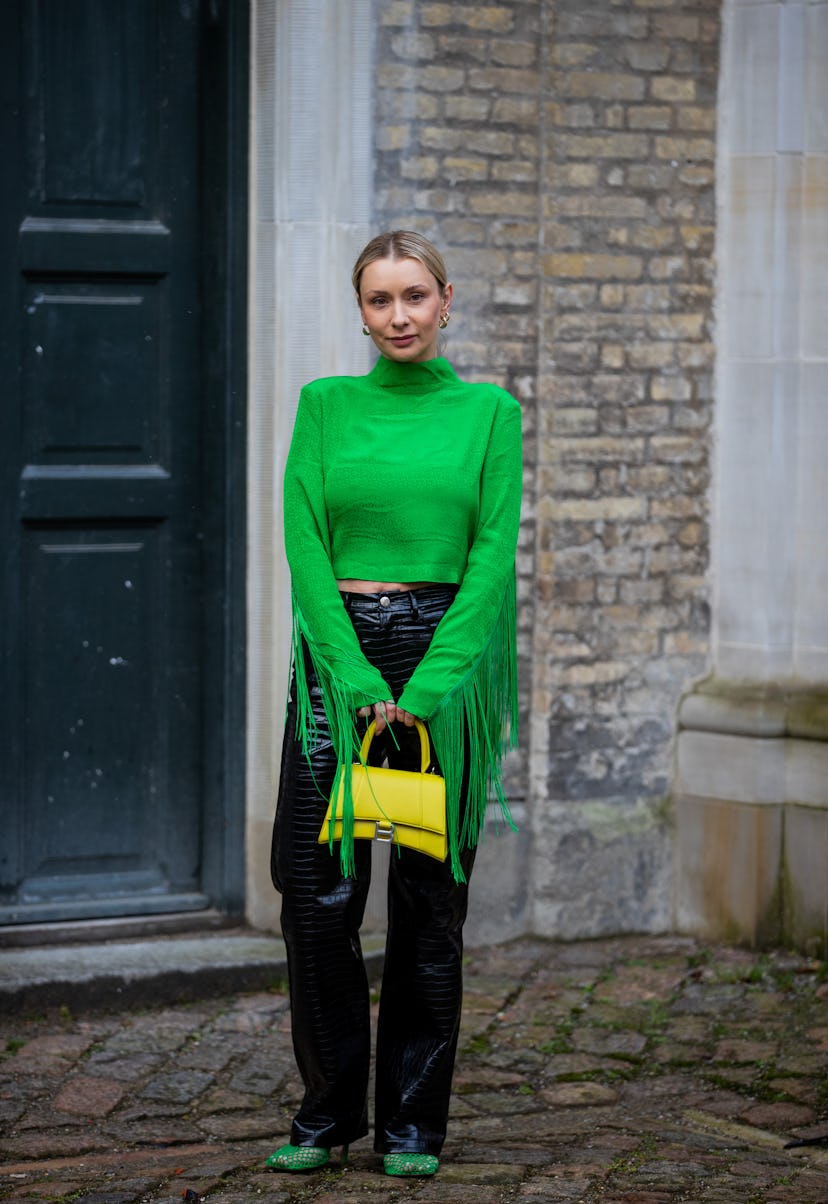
[
  {"x1": 677, "y1": 730, "x2": 785, "y2": 805},
  {"x1": 491, "y1": 41, "x2": 539, "y2": 69},
  {"x1": 436, "y1": 34, "x2": 488, "y2": 62},
  {"x1": 400, "y1": 155, "x2": 440, "y2": 179},
  {"x1": 552, "y1": 496, "x2": 647, "y2": 522},
  {"x1": 444, "y1": 95, "x2": 491, "y2": 121},
  {"x1": 674, "y1": 791, "x2": 784, "y2": 945},
  {"x1": 725, "y1": 2, "x2": 780, "y2": 154},
  {"x1": 630, "y1": 226, "x2": 677, "y2": 252},
  {"x1": 653, "y1": 15, "x2": 700, "y2": 40},
  {"x1": 627, "y1": 342, "x2": 675, "y2": 368},
  {"x1": 649, "y1": 253, "x2": 689, "y2": 279},
  {"x1": 555, "y1": 12, "x2": 648, "y2": 40},
  {"x1": 54, "y1": 1075, "x2": 126, "y2": 1117},
  {"x1": 532, "y1": 798, "x2": 672, "y2": 939},
  {"x1": 469, "y1": 192, "x2": 537, "y2": 217},
  {"x1": 624, "y1": 42, "x2": 671, "y2": 72},
  {"x1": 553, "y1": 162, "x2": 601, "y2": 187},
  {"x1": 785, "y1": 804, "x2": 828, "y2": 954},
  {"x1": 467, "y1": 129, "x2": 516, "y2": 156},
  {"x1": 390, "y1": 32, "x2": 436, "y2": 60},
  {"x1": 786, "y1": 738, "x2": 828, "y2": 807},
  {"x1": 801, "y1": 159, "x2": 828, "y2": 359},
  {"x1": 380, "y1": 1, "x2": 414, "y2": 24},
  {"x1": 491, "y1": 159, "x2": 538, "y2": 183},
  {"x1": 443, "y1": 156, "x2": 490, "y2": 181},
  {"x1": 376, "y1": 124, "x2": 410, "y2": 151},
  {"x1": 628, "y1": 105, "x2": 674, "y2": 130},
  {"x1": 650, "y1": 375, "x2": 692, "y2": 401},
  {"x1": 492, "y1": 97, "x2": 538, "y2": 125},
  {"x1": 651, "y1": 77, "x2": 697, "y2": 102},
  {"x1": 469, "y1": 67, "x2": 539, "y2": 93},
  {"x1": 420, "y1": 4, "x2": 515, "y2": 32},
  {"x1": 677, "y1": 107, "x2": 716, "y2": 132},
  {"x1": 655, "y1": 136, "x2": 715, "y2": 162},
  {"x1": 599, "y1": 283, "x2": 625, "y2": 308},
  {"x1": 420, "y1": 125, "x2": 464, "y2": 151},
  {"x1": 465, "y1": 803, "x2": 531, "y2": 946},
  {"x1": 543, "y1": 252, "x2": 643, "y2": 280},
  {"x1": 806, "y1": 5, "x2": 828, "y2": 153},
  {"x1": 795, "y1": 364, "x2": 828, "y2": 677},
  {"x1": 554, "y1": 132, "x2": 650, "y2": 160},
  {"x1": 554, "y1": 71, "x2": 647, "y2": 101}
]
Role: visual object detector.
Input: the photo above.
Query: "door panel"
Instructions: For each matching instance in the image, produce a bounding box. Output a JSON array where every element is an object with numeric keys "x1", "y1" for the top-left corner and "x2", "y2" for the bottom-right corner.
[
  {"x1": 24, "y1": 278, "x2": 162, "y2": 464},
  {"x1": 36, "y1": 1, "x2": 152, "y2": 208},
  {"x1": 0, "y1": 0, "x2": 212, "y2": 922}
]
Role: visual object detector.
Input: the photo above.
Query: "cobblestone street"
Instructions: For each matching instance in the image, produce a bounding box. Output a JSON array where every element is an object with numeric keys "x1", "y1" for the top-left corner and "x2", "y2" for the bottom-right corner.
[{"x1": 1, "y1": 935, "x2": 827, "y2": 1203}]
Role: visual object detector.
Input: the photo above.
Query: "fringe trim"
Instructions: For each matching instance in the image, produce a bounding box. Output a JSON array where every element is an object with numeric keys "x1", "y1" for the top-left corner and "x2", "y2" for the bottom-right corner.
[
  {"x1": 290, "y1": 594, "x2": 372, "y2": 879},
  {"x1": 290, "y1": 576, "x2": 519, "y2": 884},
  {"x1": 427, "y1": 573, "x2": 519, "y2": 883}
]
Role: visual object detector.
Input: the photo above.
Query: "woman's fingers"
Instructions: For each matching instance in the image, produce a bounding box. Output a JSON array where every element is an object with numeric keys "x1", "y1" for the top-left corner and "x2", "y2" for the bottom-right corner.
[
  {"x1": 373, "y1": 701, "x2": 396, "y2": 733},
  {"x1": 357, "y1": 703, "x2": 420, "y2": 730}
]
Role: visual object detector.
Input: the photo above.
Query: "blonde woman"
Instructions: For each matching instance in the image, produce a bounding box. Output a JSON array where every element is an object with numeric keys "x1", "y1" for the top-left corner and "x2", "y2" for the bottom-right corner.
[{"x1": 268, "y1": 231, "x2": 522, "y2": 1178}]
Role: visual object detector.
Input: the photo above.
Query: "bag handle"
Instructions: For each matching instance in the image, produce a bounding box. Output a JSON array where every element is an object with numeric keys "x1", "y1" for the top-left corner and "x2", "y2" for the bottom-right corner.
[{"x1": 359, "y1": 718, "x2": 431, "y2": 773}]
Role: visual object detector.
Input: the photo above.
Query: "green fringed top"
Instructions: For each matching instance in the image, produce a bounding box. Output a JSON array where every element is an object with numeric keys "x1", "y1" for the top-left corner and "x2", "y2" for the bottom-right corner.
[{"x1": 283, "y1": 354, "x2": 523, "y2": 881}]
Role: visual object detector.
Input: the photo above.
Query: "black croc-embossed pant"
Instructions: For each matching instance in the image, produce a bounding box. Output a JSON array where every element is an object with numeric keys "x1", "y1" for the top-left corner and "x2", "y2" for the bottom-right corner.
[{"x1": 271, "y1": 585, "x2": 475, "y2": 1156}]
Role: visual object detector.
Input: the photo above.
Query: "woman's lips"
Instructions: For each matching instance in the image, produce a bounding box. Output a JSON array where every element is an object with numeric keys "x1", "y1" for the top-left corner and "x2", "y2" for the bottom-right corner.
[{"x1": 390, "y1": 335, "x2": 415, "y2": 345}]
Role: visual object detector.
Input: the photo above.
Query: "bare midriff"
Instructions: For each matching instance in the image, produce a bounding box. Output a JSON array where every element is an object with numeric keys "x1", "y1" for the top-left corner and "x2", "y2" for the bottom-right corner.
[{"x1": 336, "y1": 579, "x2": 437, "y2": 594}]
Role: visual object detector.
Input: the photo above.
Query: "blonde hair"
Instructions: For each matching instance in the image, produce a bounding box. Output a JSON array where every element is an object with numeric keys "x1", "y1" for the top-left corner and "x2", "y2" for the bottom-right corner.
[{"x1": 352, "y1": 230, "x2": 449, "y2": 297}]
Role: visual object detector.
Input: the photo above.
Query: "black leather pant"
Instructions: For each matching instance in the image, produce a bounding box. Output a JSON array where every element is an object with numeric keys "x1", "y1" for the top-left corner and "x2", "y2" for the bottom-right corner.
[{"x1": 271, "y1": 585, "x2": 475, "y2": 1155}]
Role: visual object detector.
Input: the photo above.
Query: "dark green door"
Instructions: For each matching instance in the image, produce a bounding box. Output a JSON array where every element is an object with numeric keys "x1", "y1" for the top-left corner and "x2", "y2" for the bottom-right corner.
[{"x1": 0, "y1": 0, "x2": 244, "y2": 923}]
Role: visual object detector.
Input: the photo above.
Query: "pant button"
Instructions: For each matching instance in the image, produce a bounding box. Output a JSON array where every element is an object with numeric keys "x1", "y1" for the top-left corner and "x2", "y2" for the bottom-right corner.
[{"x1": 380, "y1": 594, "x2": 391, "y2": 608}]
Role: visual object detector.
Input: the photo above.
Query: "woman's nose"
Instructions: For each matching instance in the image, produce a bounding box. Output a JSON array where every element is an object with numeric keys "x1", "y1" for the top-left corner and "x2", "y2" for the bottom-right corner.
[{"x1": 391, "y1": 302, "x2": 409, "y2": 326}]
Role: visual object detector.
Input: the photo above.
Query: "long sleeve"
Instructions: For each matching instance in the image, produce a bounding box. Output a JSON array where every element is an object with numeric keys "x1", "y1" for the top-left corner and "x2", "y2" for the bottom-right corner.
[
  {"x1": 284, "y1": 384, "x2": 392, "y2": 761},
  {"x1": 396, "y1": 395, "x2": 522, "y2": 720},
  {"x1": 396, "y1": 393, "x2": 523, "y2": 880}
]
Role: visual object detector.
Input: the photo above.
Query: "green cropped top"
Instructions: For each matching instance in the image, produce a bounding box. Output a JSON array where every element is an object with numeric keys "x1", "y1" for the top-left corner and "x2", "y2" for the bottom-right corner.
[{"x1": 283, "y1": 354, "x2": 523, "y2": 880}]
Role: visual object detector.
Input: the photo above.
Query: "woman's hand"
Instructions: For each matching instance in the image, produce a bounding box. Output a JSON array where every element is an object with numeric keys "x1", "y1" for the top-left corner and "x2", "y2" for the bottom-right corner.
[{"x1": 356, "y1": 701, "x2": 419, "y2": 732}]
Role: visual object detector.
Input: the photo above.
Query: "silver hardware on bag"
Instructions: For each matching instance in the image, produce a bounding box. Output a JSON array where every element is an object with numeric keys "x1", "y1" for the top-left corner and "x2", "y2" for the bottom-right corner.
[{"x1": 375, "y1": 821, "x2": 396, "y2": 842}]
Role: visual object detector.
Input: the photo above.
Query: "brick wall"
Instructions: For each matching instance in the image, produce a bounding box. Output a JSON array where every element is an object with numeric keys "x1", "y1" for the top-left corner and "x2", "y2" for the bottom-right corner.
[{"x1": 371, "y1": 0, "x2": 719, "y2": 937}]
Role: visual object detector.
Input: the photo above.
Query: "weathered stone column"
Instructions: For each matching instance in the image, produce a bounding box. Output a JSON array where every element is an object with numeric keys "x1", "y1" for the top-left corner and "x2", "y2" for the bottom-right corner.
[
  {"x1": 246, "y1": 0, "x2": 374, "y2": 929},
  {"x1": 675, "y1": 0, "x2": 828, "y2": 952}
]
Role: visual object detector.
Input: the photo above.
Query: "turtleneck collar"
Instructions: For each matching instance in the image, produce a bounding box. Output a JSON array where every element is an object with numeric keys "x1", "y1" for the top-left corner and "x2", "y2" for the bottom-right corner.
[{"x1": 368, "y1": 355, "x2": 459, "y2": 392}]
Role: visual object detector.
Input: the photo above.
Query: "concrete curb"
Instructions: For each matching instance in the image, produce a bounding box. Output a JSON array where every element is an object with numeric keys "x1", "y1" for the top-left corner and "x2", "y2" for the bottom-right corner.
[{"x1": 0, "y1": 931, "x2": 386, "y2": 1013}]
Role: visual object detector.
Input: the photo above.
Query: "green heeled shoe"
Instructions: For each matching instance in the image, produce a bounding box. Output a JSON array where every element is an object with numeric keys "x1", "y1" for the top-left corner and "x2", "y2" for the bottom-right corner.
[
  {"x1": 383, "y1": 1152, "x2": 439, "y2": 1177},
  {"x1": 265, "y1": 1143, "x2": 349, "y2": 1171}
]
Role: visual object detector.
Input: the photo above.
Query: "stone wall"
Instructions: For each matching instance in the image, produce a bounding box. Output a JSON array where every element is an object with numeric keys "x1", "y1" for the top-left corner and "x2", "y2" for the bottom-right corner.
[
  {"x1": 372, "y1": 0, "x2": 719, "y2": 939},
  {"x1": 534, "y1": 1, "x2": 718, "y2": 935}
]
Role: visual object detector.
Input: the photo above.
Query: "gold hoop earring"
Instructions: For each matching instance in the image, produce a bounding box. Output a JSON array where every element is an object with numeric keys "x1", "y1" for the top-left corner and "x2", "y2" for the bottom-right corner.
[
  {"x1": 439, "y1": 313, "x2": 450, "y2": 330},
  {"x1": 362, "y1": 323, "x2": 370, "y2": 336}
]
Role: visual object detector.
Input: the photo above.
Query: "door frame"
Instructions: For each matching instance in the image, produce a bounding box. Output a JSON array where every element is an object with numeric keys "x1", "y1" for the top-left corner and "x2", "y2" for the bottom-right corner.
[{"x1": 197, "y1": 0, "x2": 249, "y2": 919}]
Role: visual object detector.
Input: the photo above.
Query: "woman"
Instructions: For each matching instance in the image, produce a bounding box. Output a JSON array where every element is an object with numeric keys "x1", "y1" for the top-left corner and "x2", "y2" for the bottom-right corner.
[{"x1": 268, "y1": 231, "x2": 522, "y2": 1177}]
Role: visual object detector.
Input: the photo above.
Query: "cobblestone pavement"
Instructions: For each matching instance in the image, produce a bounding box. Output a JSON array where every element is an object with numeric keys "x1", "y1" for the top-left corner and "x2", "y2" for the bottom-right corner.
[{"x1": 1, "y1": 934, "x2": 827, "y2": 1203}]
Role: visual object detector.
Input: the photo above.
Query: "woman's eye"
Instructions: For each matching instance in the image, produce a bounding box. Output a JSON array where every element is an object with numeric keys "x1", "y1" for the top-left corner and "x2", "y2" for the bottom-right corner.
[{"x1": 408, "y1": 293, "x2": 424, "y2": 302}]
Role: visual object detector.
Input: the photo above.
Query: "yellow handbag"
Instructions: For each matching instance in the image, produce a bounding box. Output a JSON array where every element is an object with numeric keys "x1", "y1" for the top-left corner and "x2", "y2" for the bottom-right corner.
[{"x1": 318, "y1": 719, "x2": 447, "y2": 861}]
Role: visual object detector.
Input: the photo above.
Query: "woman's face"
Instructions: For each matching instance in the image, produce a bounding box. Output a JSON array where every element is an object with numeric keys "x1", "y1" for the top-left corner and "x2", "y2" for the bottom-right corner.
[{"x1": 358, "y1": 256, "x2": 452, "y2": 363}]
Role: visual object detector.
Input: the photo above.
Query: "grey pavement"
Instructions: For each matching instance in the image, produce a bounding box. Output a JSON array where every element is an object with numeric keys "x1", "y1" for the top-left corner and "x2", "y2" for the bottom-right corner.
[{"x1": 1, "y1": 933, "x2": 827, "y2": 1203}]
